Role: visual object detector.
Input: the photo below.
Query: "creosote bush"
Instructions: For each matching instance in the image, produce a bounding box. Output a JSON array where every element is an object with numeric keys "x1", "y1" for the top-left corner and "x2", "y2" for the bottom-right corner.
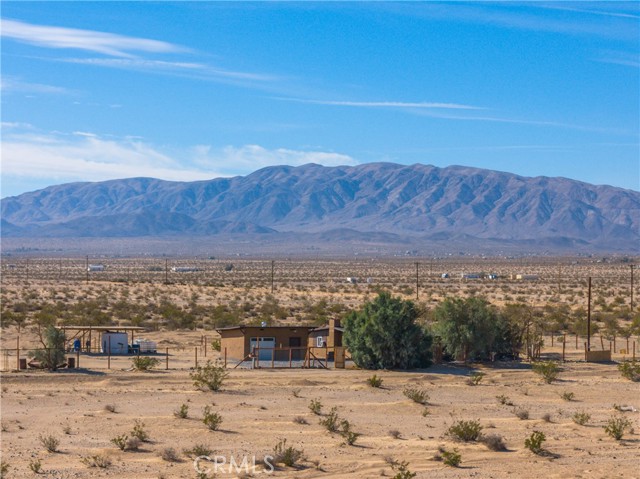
[
  {"x1": 319, "y1": 407, "x2": 339, "y2": 432},
  {"x1": 308, "y1": 398, "x2": 323, "y2": 415},
  {"x1": 190, "y1": 360, "x2": 229, "y2": 391},
  {"x1": 466, "y1": 371, "x2": 485, "y2": 386},
  {"x1": 183, "y1": 444, "x2": 213, "y2": 459},
  {"x1": 403, "y1": 386, "x2": 429, "y2": 405},
  {"x1": 391, "y1": 460, "x2": 417, "y2": 479},
  {"x1": 110, "y1": 434, "x2": 128, "y2": 451},
  {"x1": 202, "y1": 406, "x2": 223, "y2": 431},
  {"x1": 174, "y1": 403, "x2": 189, "y2": 419},
  {"x1": 617, "y1": 361, "x2": 640, "y2": 382},
  {"x1": 81, "y1": 455, "x2": 111, "y2": 468},
  {"x1": 441, "y1": 448, "x2": 462, "y2": 467},
  {"x1": 272, "y1": 439, "x2": 304, "y2": 468},
  {"x1": 446, "y1": 419, "x2": 483, "y2": 442},
  {"x1": 561, "y1": 391, "x2": 575, "y2": 401},
  {"x1": 131, "y1": 420, "x2": 149, "y2": 442},
  {"x1": 367, "y1": 374, "x2": 383, "y2": 388},
  {"x1": 131, "y1": 356, "x2": 159, "y2": 371},
  {"x1": 524, "y1": 431, "x2": 546, "y2": 455},
  {"x1": 604, "y1": 415, "x2": 631, "y2": 440},
  {"x1": 532, "y1": 361, "x2": 560, "y2": 384},
  {"x1": 572, "y1": 411, "x2": 590, "y2": 426}
]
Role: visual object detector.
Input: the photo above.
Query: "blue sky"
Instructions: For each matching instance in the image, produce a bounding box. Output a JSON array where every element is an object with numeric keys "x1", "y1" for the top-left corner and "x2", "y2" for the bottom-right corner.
[{"x1": 1, "y1": 1, "x2": 638, "y2": 198}]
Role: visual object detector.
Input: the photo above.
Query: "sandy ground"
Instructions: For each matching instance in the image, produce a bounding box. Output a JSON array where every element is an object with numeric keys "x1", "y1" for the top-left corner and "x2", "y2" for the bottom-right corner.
[{"x1": 1, "y1": 345, "x2": 639, "y2": 479}]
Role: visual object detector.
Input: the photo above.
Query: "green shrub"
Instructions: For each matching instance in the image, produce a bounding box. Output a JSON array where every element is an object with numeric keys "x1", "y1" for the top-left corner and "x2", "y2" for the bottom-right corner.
[
  {"x1": 514, "y1": 408, "x2": 529, "y2": 420},
  {"x1": 0, "y1": 460, "x2": 9, "y2": 478},
  {"x1": 391, "y1": 460, "x2": 416, "y2": 479},
  {"x1": 131, "y1": 356, "x2": 159, "y2": 371},
  {"x1": 211, "y1": 338, "x2": 221, "y2": 352},
  {"x1": 308, "y1": 398, "x2": 323, "y2": 415},
  {"x1": 561, "y1": 391, "x2": 575, "y2": 401},
  {"x1": 272, "y1": 439, "x2": 304, "y2": 467},
  {"x1": 446, "y1": 419, "x2": 483, "y2": 442},
  {"x1": 29, "y1": 458, "x2": 42, "y2": 473},
  {"x1": 319, "y1": 407, "x2": 339, "y2": 433},
  {"x1": 202, "y1": 406, "x2": 223, "y2": 431},
  {"x1": 190, "y1": 360, "x2": 229, "y2": 391},
  {"x1": 183, "y1": 444, "x2": 213, "y2": 458},
  {"x1": 532, "y1": 361, "x2": 560, "y2": 384},
  {"x1": 80, "y1": 454, "x2": 111, "y2": 468},
  {"x1": 30, "y1": 326, "x2": 66, "y2": 371},
  {"x1": 441, "y1": 449, "x2": 461, "y2": 467},
  {"x1": 130, "y1": 420, "x2": 149, "y2": 442},
  {"x1": 466, "y1": 372, "x2": 485, "y2": 386},
  {"x1": 524, "y1": 431, "x2": 546, "y2": 454},
  {"x1": 403, "y1": 387, "x2": 429, "y2": 405},
  {"x1": 604, "y1": 415, "x2": 631, "y2": 440},
  {"x1": 572, "y1": 411, "x2": 590, "y2": 426},
  {"x1": 496, "y1": 394, "x2": 513, "y2": 406},
  {"x1": 110, "y1": 434, "x2": 128, "y2": 451},
  {"x1": 618, "y1": 361, "x2": 640, "y2": 381},
  {"x1": 367, "y1": 374, "x2": 383, "y2": 388},
  {"x1": 174, "y1": 403, "x2": 189, "y2": 419}
]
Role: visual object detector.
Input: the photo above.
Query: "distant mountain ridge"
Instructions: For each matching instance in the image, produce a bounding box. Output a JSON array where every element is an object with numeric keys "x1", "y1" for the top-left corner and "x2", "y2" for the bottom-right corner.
[{"x1": 2, "y1": 163, "x2": 639, "y2": 251}]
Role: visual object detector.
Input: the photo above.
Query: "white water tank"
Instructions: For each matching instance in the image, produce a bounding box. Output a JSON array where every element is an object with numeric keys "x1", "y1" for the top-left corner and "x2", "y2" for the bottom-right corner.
[{"x1": 102, "y1": 332, "x2": 129, "y2": 355}]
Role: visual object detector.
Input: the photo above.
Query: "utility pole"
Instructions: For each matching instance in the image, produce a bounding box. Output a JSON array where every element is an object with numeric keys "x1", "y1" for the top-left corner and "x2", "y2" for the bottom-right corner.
[
  {"x1": 165, "y1": 259, "x2": 169, "y2": 284},
  {"x1": 415, "y1": 262, "x2": 419, "y2": 301},
  {"x1": 587, "y1": 277, "x2": 592, "y2": 352},
  {"x1": 271, "y1": 260, "x2": 275, "y2": 294},
  {"x1": 631, "y1": 264, "x2": 635, "y2": 314}
]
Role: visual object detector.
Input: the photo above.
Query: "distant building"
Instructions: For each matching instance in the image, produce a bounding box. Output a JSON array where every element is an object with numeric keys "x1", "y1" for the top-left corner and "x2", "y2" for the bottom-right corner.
[
  {"x1": 516, "y1": 274, "x2": 539, "y2": 280},
  {"x1": 87, "y1": 264, "x2": 105, "y2": 272},
  {"x1": 346, "y1": 277, "x2": 358, "y2": 284}
]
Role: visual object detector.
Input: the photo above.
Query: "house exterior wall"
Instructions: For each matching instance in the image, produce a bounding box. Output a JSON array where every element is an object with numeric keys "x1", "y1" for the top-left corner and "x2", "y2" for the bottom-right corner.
[{"x1": 219, "y1": 327, "x2": 313, "y2": 360}]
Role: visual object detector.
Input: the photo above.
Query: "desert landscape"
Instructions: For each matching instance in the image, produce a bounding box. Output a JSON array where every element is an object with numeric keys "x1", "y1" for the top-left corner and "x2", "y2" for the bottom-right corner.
[{"x1": 1, "y1": 256, "x2": 639, "y2": 478}]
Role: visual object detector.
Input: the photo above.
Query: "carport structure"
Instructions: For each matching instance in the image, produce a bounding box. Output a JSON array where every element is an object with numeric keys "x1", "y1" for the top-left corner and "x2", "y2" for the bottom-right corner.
[{"x1": 56, "y1": 325, "x2": 147, "y2": 353}]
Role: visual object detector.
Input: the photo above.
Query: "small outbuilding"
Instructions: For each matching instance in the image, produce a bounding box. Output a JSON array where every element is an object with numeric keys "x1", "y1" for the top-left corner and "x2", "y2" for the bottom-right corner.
[
  {"x1": 216, "y1": 325, "x2": 316, "y2": 361},
  {"x1": 308, "y1": 319, "x2": 344, "y2": 360}
]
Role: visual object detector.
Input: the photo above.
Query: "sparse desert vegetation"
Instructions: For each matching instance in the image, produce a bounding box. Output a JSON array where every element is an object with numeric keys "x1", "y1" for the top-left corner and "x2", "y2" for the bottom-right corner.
[{"x1": 1, "y1": 256, "x2": 639, "y2": 477}]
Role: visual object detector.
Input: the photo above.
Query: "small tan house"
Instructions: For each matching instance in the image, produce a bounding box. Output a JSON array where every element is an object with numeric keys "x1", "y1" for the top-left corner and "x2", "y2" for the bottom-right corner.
[{"x1": 216, "y1": 325, "x2": 316, "y2": 361}]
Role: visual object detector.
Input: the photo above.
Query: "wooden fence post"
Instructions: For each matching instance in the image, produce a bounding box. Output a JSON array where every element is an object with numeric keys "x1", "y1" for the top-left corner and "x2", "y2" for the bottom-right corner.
[
  {"x1": 562, "y1": 335, "x2": 566, "y2": 362},
  {"x1": 108, "y1": 337, "x2": 111, "y2": 369},
  {"x1": 166, "y1": 348, "x2": 169, "y2": 370},
  {"x1": 195, "y1": 347, "x2": 198, "y2": 368},
  {"x1": 16, "y1": 337, "x2": 20, "y2": 370}
]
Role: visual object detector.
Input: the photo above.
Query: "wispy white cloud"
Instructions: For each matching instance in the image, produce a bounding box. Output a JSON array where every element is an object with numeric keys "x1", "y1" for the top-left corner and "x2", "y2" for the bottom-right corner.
[
  {"x1": 63, "y1": 57, "x2": 278, "y2": 82},
  {"x1": 197, "y1": 145, "x2": 356, "y2": 174},
  {"x1": 275, "y1": 97, "x2": 483, "y2": 110},
  {"x1": 1, "y1": 127, "x2": 357, "y2": 188},
  {"x1": 383, "y1": 3, "x2": 639, "y2": 42},
  {"x1": 413, "y1": 110, "x2": 634, "y2": 136},
  {"x1": 0, "y1": 76, "x2": 70, "y2": 94},
  {"x1": 0, "y1": 18, "x2": 185, "y2": 58},
  {"x1": 594, "y1": 50, "x2": 640, "y2": 68}
]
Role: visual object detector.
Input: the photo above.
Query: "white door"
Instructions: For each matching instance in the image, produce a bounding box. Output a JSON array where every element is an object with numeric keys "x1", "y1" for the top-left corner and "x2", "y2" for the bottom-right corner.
[{"x1": 250, "y1": 337, "x2": 275, "y2": 361}]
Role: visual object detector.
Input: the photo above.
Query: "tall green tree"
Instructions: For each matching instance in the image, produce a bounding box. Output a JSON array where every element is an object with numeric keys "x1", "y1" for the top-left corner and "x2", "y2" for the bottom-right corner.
[
  {"x1": 343, "y1": 292, "x2": 432, "y2": 370},
  {"x1": 31, "y1": 325, "x2": 67, "y2": 370},
  {"x1": 433, "y1": 297, "x2": 509, "y2": 361}
]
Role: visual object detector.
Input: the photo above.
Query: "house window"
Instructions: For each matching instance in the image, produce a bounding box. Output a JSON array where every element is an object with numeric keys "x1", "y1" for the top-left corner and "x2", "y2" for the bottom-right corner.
[{"x1": 316, "y1": 336, "x2": 325, "y2": 348}]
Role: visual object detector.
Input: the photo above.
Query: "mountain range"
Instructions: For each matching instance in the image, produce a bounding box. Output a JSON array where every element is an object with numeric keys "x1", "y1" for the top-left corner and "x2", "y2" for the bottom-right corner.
[{"x1": 2, "y1": 163, "x2": 639, "y2": 252}]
